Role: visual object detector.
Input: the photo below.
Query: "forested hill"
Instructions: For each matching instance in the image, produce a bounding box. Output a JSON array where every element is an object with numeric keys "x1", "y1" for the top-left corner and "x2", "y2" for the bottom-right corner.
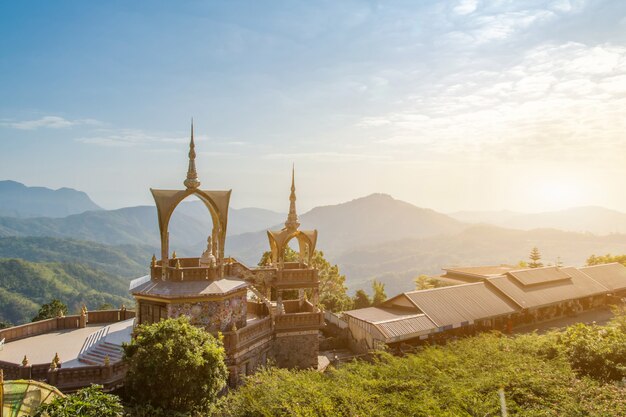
[
  {"x1": 0, "y1": 236, "x2": 152, "y2": 278},
  {"x1": 0, "y1": 258, "x2": 134, "y2": 325}
]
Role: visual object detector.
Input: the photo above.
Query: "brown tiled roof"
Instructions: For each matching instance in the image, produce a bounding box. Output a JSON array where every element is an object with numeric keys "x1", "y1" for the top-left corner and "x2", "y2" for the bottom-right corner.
[
  {"x1": 403, "y1": 283, "x2": 518, "y2": 327},
  {"x1": 579, "y1": 263, "x2": 626, "y2": 291},
  {"x1": 507, "y1": 266, "x2": 571, "y2": 286},
  {"x1": 131, "y1": 277, "x2": 248, "y2": 298},
  {"x1": 487, "y1": 267, "x2": 607, "y2": 309}
]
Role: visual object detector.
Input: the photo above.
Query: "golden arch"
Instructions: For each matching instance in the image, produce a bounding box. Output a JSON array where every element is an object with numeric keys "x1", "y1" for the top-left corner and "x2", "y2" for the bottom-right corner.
[
  {"x1": 151, "y1": 188, "x2": 231, "y2": 268},
  {"x1": 267, "y1": 228, "x2": 318, "y2": 267}
]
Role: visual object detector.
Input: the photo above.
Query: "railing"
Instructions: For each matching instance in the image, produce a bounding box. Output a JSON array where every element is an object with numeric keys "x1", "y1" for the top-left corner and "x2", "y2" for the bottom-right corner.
[
  {"x1": 0, "y1": 309, "x2": 134, "y2": 343},
  {"x1": 275, "y1": 269, "x2": 318, "y2": 286},
  {"x1": 275, "y1": 312, "x2": 323, "y2": 331},
  {"x1": 222, "y1": 317, "x2": 273, "y2": 352},
  {"x1": 88, "y1": 309, "x2": 134, "y2": 324}
]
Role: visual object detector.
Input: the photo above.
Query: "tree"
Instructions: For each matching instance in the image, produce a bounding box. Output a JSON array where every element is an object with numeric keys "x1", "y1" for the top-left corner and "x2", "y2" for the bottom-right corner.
[
  {"x1": 123, "y1": 316, "x2": 228, "y2": 413},
  {"x1": 414, "y1": 275, "x2": 436, "y2": 290},
  {"x1": 34, "y1": 385, "x2": 123, "y2": 417},
  {"x1": 528, "y1": 247, "x2": 544, "y2": 268},
  {"x1": 587, "y1": 253, "x2": 626, "y2": 267},
  {"x1": 98, "y1": 302, "x2": 114, "y2": 310},
  {"x1": 372, "y1": 280, "x2": 387, "y2": 306},
  {"x1": 258, "y1": 248, "x2": 353, "y2": 312},
  {"x1": 0, "y1": 320, "x2": 12, "y2": 329},
  {"x1": 32, "y1": 299, "x2": 68, "y2": 322},
  {"x1": 353, "y1": 289, "x2": 372, "y2": 309}
]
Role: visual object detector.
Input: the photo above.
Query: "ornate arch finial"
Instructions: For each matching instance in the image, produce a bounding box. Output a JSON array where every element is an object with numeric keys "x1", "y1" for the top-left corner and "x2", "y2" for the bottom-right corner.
[
  {"x1": 285, "y1": 164, "x2": 300, "y2": 230},
  {"x1": 184, "y1": 118, "x2": 201, "y2": 189}
]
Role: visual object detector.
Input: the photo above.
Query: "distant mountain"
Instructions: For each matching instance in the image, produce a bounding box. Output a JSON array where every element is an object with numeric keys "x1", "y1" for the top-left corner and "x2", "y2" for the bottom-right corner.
[
  {"x1": 0, "y1": 258, "x2": 133, "y2": 325},
  {"x1": 0, "y1": 180, "x2": 102, "y2": 218},
  {"x1": 449, "y1": 206, "x2": 626, "y2": 235},
  {"x1": 448, "y1": 210, "x2": 519, "y2": 225},
  {"x1": 338, "y1": 225, "x2": 626, "y2": 296},
  {"x1": 176, "y1": 201, "x2": 285, "y2": 236},
  {"x1": 226, "y1": 193, "x2": 466, "y2": 264},
  {"x1": 0, "y1": 236, "x2": 153, "y2": 279},
  {"x1": 0, "y1": 203, "x2": 287, "y2": 258}
]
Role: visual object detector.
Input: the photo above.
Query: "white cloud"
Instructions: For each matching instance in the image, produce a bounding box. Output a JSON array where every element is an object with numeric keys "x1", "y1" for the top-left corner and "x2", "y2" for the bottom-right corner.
[
  {"x1": 0, "y1": 116, "x2": 101, "y2": 130},
  {"x1": 76, "y1": 129, "x2": 211, "y2": 147},
  {"x1": 453, "y1": 0, "x2": 478, "y2": 16},
  {"x1": 358, "y1": 42, "x2": 626, "y2": 162}
]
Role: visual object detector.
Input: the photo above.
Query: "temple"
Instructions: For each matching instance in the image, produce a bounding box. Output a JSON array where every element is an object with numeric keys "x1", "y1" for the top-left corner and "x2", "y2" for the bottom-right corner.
[{"x1": 129, "y1": 121, "x2": 323, "y2": 385}]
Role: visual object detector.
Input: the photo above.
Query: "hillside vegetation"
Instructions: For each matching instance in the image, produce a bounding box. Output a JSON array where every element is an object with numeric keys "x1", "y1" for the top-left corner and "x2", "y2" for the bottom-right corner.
[
  {"x1": 0, "y1": 258, "x2": 133, "y2": 324},
  {"x1": 0, "y1": 236, "x2": 152, "y2": 278},
  {"x1": 219, "y1": 315, "x2": 626, "y2": 417}
]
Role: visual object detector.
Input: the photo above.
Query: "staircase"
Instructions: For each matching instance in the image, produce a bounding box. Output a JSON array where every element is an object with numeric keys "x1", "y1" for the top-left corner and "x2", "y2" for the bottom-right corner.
[{"x1": 78, "y1": 341, "x2": 125, "y2": 366}]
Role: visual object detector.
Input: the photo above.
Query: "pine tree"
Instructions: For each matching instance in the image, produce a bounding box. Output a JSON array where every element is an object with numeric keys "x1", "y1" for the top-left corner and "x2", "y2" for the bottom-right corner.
[
  {"x1": 529, "y1": 247, "x2": 544, "y2": 268},
  {"x1": 372, "y1": 280, "x2": 387, "y2": 306}
]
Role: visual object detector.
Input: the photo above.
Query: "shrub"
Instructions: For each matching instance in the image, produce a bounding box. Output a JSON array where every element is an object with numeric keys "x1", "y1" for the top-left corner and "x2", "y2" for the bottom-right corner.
[
  {"x1": 123, "y1": 316, "x2": 228, "y2": 413},
  {"x1": 34, "y1": 385, "x2": 123, "y2": 417}
]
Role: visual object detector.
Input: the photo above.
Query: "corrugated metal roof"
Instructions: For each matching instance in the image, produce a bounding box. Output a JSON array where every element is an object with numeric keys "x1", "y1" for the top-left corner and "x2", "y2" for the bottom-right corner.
[
  {"x1": 579, "y1": 263, "x2": 626, "y2": 291},
  {"x1": 487, "y1": 267, "x2": 607, "y2": 309},
  {"x1": 344, "y1": 307, "x2": 436, "y2": 342},
  {"x1": 376, "y1": 315, "x2": 436, "y2": 340},
  {"x1": 444, "y1": 265, "x2": 517, "y2": 278},
  {"x1": 508, "y1": 267, "x2": 571, "y2": 286},
  {"x1": 344, "y1": 307, "x2": 419, "y2": 323},
  {"x1": 404, "y1": 283, "x2": 518, "y2": 327}
]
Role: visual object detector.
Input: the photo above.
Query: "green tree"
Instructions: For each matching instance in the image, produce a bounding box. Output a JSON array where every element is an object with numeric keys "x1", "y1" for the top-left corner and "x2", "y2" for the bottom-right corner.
[
  {"x1": 587, "y1": 253, "x2": 626, "y2": 267},
  {"x1": 34, "y1": 385, "x2": 123, "y2": 417},
  {"x1": 353, "y1": 289, "x2": 372, "y2": 309},
  {"x1": 414, "y1": 274, "x2": 435, "y2": 290},
  {"x1": 528, "y1": 247, "x2": 544, "y2": 268},
  {"x1": 372, "y1": 280, "x2": 387, "y2": 306},
  {"x1": 0, "y1": 320, "x2": 12, "y2": 329},
  {"x1": 258, "y1": 248, "x2": 352, "y2": 312},
  {"x1": 32, "y1": 299, "x2": 68, "y2": 322},
  {"x1": 98, "y1": 302, "x2": 114, "y2": 310},
  {"x1": 123, "y1": 316, "x2": 228, "y2": 413}
]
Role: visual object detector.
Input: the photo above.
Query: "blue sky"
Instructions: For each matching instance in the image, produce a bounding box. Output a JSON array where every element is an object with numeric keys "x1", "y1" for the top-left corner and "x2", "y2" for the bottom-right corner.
[{"x1": 1, "y1": 0, "x2": 626, "y2": 212}]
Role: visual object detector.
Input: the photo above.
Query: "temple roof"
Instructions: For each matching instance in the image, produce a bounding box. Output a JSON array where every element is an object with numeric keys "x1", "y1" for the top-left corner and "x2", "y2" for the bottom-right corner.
[{"x1": 131, "y1": 277, "x2": 248, "y2": 298}]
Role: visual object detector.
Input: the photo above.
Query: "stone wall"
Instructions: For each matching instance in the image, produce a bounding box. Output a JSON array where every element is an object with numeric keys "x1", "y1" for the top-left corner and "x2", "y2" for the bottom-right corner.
[
  {"x1": 167, "y1": 294, "x2": 247, "y2": 332},
  {"x1": 271, "y1": 332, "x2": 319, "y2": 369}
]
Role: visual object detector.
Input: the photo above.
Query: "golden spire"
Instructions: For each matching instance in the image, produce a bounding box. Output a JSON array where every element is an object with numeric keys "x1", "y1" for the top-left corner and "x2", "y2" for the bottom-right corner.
[
  {"x1": 184, "y1": 119, "x2": 201, "y2": 189},
  {"x1": 285, "y1": 164, "x2": 300, "y2": 230}
]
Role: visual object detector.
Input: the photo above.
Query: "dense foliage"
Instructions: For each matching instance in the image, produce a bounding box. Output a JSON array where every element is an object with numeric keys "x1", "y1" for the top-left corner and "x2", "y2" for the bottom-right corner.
[
  {"x1": 32, "y1": 299, "x2": 68, "y2": 321},
  {"x1": 123, "y1": 316, "x2": 228, "y2": 414},
  {"x1": 0, "y1": 258, "x2": 132, "y2": 324},
  {"x1": 587, "y1": 253, "x2": 626, "y2": 267},
  {"x1": 34, "y1": 385, "x2": 123, "y2": 417},
  {"x1": 0, "y1": 236, "x2": 152, "y2": 278},
  {"x1": 219, "y1": 315, "x2": 626, "y2": 417}
]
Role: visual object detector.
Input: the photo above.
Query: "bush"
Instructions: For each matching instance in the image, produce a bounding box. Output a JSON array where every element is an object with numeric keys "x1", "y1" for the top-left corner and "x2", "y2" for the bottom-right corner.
[
  {"x1": 34, "y1": 385, "x2": 123, "y2": 417},
  {"x1": 557, "y1": 322, "x2": 626, "y2": 382},
  {"x1": 123, "y1": 316, "x2": 228, "y2": 414}
]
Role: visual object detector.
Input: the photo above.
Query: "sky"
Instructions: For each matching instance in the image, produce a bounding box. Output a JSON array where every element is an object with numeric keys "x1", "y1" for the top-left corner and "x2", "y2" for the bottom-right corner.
[{"x1": 1, "y1": 0, "x2": 626, "y2": 213}]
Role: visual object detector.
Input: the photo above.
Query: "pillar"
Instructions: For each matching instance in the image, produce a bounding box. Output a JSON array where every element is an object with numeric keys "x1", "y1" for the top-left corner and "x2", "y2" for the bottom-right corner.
[{"x1": 277, "y1": 290, "x2": 284, "y2": 314}]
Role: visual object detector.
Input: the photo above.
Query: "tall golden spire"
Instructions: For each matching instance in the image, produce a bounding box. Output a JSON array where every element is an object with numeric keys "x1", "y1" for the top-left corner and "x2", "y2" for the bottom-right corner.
[
  {"x1": 285, "y1": 164, "x2": 300, "y2": 230},
  {"x1": 184, "y1": 119, "x2": 201, "y2": 189}
]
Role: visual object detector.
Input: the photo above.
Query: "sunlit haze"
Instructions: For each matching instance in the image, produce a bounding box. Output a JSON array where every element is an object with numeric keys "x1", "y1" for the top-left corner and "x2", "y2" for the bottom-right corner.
[{"x1": 1, "y1": 0, "x2": 625, "y2": 213}]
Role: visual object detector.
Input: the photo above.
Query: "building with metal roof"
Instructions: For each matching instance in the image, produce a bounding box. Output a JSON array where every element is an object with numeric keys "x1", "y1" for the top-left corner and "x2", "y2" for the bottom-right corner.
[{"x1": 342, "y1": 263, "x2": 626, "y2": 351}]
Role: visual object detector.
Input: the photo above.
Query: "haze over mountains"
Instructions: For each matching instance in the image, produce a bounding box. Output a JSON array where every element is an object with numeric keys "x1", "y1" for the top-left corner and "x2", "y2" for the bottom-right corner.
[{"x1": 1, "y1": 180, "x2": 626, "y2": 305}]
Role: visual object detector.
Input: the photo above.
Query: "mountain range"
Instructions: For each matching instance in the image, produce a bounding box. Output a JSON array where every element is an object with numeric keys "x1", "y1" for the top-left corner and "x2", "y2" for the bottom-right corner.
[
  {"x1": 0, "y1": 180, "x2": 102, "y2": 218},
  {"x1": 1, "y1": 180, "x2": 626, "y2": 305}
]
